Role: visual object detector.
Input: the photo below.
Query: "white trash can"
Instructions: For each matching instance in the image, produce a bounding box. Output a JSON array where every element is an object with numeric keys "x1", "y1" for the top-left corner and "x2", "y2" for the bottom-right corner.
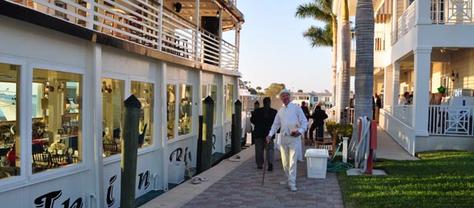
[{"x1": 305, "y1": 149, "x2": 329, "y2": 179}]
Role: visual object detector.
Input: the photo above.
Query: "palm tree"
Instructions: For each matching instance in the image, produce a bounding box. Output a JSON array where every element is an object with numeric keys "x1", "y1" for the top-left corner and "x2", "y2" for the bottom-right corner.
[
  {"x1": 295, "y1": 0, "x2": 337, "y2": 104},
  {"x1": 336, "y1": 0, "x2": 351, "y2": 124},
  {"x1": 353, "y1": 0, "x2": 374, "y2": 135}
]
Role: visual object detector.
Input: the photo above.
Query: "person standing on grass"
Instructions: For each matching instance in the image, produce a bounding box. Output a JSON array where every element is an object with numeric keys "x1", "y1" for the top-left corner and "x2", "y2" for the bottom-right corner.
[
  {"x1": 266, "y1": 89, "x2": 308, "y2": 192},
  {"x1": 250, "y1": 97, "x2": 277, "y2": 171}
]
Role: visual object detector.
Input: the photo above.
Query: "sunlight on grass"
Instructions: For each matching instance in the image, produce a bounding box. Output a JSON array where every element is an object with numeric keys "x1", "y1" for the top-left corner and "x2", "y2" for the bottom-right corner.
[{"x1": 338, "y1": 151, "x2": 474, "y2": 208}]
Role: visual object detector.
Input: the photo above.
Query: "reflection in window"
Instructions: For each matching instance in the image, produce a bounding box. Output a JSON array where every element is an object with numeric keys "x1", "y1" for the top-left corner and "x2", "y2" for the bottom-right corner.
[
  {"x1": 0, "y1": 63, "x2": 20, "y2": 180},
  {"x1": 167, "y1": 84, "x2": 176, "y2": 139},
  {"x1": 131, "y1": 81, "x2": 153, "y2": 148},
  {"x1": 225, "y1": 84, "x2": 234, "y2": 121},
  {"x1": 102, "y1": 78, "x2": 124, "y2": 157},
  {"x1": 32, "y1": 69, "x2": 82, "y2": 173},
  {"x1": 178, "y1": 84, "x2": 193, "y2": 135}
]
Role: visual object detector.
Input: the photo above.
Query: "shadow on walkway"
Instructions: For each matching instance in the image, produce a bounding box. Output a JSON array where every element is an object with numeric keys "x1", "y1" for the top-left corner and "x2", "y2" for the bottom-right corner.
[{"x1": 182, "y1": 148, "x2": 344, "y2": 208}]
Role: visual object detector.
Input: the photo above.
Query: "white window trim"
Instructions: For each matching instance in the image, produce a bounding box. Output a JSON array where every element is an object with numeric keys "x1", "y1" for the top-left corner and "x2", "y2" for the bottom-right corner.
[
  {"x1": 167, "y1": 82, "x2": 195, "y2": 142},
  {"x1": 101, "y1": 75, "x2": 158, "y2": 161},
  {"x1": 0, "y1": 56, "x2": 27, "y2": 193},
  {"x1": 28, "y1": 62, "x2": 89, "y2": 181}
]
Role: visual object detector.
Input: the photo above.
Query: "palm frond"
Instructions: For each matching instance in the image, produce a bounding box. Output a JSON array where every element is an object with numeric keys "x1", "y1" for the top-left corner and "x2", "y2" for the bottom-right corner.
[
  {"x1": 303, "y1": 26, "x2": 333, "y2": 47},
  {"x1": 295, "y1": 2, "x2": 332, "y2": 23}
]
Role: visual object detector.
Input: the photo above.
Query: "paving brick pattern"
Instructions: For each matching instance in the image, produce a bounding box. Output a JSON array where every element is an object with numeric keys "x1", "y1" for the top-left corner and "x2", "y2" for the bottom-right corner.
[{"x1": 183, "y1": 155, "x2": 344, "y2": 208}]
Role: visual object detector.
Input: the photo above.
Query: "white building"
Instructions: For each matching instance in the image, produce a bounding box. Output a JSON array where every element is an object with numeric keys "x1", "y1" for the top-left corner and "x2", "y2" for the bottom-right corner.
[
  {"x1": 291, "y1": 91, "x2": 311, "y2": 106},
  {"x1": 0, "y1": 0, "x2": 244, "y2": 207},
  {"x1": 333, "y1": 0, "x2": 474, "y2": 155},
  {"x1": 309, "y1": 90, "x2": 333, "y2": 109}
]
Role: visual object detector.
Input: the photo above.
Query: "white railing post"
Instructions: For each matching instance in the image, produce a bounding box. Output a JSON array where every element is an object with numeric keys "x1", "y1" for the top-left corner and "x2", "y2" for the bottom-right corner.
[
  {"x1": 86, "y1": 0, "x2": 94, "y2": 30},
  {"x1": 218, "y1": 7, "x2": 223, "y2": 68},
  {"x1": 158, "y1": 0, "x2": 163, "y2": 52},
  {"x1": 234, "y1": 23, "x2": 241, "y2": 70},
  {"x1": 194, "y1": 0, "x2": 200, "y2": 62}
]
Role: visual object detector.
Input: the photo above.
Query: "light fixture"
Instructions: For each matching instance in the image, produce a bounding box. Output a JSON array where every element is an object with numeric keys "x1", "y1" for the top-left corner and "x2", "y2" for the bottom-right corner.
[
  {"x1": 174, "y1": 2, "x2": 182, "y2": 13},
  {"x1": 451, "y1": 70, "x2": 459, "y2": 81}
]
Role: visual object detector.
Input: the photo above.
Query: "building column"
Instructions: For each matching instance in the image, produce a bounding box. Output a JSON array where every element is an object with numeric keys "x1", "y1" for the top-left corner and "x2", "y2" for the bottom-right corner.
[
  {"x1": 90, "y1": 44, "x2": 104, "y2": 208},
  {"x1": 413, "y1": 47, "x2": 432, "y2": 136},
  {"x1": 160, "y1": 62, "x2": 169, "y2": 190},
  {"x1": 383, "y1": 66, "x2": 393, "y2": 110},
  {"x1": 391, "y1": 61, "x2": 401, "y2": 109},
  {"x1": 416, "y1": 0, "x2": 432, "y2": 25},
  {"x1": 391, "y1": 0, "x2": 398, "y2": 43},
  {"x1": 234, "y1": 23, "x2": 241, "y2": 70}
]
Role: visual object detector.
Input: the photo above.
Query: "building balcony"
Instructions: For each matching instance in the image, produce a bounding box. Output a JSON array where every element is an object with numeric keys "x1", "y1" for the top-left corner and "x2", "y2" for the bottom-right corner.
[
  {"x1": 393, "y1": 0, "x2": 474, "y2": 44},
  {"x1": 5, "y1": 0, "x2": 243, "y2": 71}
]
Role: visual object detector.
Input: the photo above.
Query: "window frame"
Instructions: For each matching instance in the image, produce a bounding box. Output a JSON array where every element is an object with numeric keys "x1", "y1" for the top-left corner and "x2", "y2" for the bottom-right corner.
[
  {"x1": 101, "y1": 73, "x2": 158, "y2": 164},
  {"x1": 0, "y1": 57, "x2": 26, "y2": 190},
  {"x1": 167, "y1": 81, "x2": 195, "y2": 143},
  {"x1": 101, "y1": 76, "x2": 125, "y2": 161},
  {"x1": 28, "y1": 62, "x2": 88, "y2": 184}
]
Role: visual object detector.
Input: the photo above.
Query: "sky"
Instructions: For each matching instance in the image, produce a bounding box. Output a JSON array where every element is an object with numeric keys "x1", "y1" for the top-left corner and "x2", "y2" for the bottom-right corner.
[{"x1": 227, "y1": 0, "x2": 332, "y2": 93}]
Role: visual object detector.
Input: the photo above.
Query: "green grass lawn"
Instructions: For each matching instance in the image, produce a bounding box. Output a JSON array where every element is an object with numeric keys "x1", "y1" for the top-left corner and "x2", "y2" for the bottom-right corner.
[{"x1": 338, "y1": 151, "x2": 474, "y2": 208}]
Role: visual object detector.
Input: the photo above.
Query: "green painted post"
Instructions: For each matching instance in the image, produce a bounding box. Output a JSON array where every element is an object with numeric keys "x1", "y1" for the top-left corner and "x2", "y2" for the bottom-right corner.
[
  {"x1": 198, "y1": 96, "x2": 214, "y2": 173},
  {"x1": 232, "y1": 100, "x2": 242, "y2": 154},
  {"x1": 120, "y1": 95, "x2": 141, "y2": 208}
]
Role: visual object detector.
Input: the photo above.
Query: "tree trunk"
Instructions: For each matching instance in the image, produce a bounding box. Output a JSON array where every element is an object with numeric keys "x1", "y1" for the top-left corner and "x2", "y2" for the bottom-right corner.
[
  {"x1": 336, "y1": 0, "x2": 351, "y2": 124},
  {"x1": 353, "y1": 0, "x2": 374, "y2": 141},
  {"x1": 332, "y1": 16, "x2": 337, "y2": 107}
]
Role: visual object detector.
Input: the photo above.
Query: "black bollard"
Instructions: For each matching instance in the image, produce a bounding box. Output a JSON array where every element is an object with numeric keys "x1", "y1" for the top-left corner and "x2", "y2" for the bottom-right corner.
[
  {"x1": 197, "y1": 96, "x2": 214, "y2": 173},
  {"x1": 120, "y1": 95, "x2": 141, "y2": 208},
  {"x1": 232, "y1": 100, "x2": 242, "y2": 154}
]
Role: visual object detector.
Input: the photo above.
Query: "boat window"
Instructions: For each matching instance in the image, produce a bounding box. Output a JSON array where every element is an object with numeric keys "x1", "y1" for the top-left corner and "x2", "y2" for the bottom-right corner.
[
  {"x1": 32, "y1": 68, "x2": 82, "y2": 173},
  {"x1": 102, "y1": 78, "x2": 124, "y2": 157},
  {"x1": 131, "y1": 81, "x2": 154, "y2": 148},
  {"x1": 225, "y1": 84, "x2": 234, "y2": 121},
  {"x1": 178, "y1": 84, "x2": 193, "y2": 135},
  {"x1": 0, "y1": 63, "x2": 20, "y2": 180},
  {"x1": 167, "y1": 84, "x2": 176, "y2": 139}
]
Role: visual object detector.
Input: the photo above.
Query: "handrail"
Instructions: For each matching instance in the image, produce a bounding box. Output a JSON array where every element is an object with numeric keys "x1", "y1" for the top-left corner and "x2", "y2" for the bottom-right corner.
[{"x1": 6, "y1": 0, "x2": 239, "y2": 71}]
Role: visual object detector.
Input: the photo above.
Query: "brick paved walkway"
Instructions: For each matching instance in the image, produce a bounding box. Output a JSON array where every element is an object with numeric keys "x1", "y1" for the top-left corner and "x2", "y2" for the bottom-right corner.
[{"x1": 182, "y1": 152, "x2": 344, "y2": 208}]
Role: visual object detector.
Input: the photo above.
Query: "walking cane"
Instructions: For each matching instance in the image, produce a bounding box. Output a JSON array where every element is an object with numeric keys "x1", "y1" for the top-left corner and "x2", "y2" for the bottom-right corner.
[{"x1": 261, "y1": 142, "x2": 266, "y2": 186}]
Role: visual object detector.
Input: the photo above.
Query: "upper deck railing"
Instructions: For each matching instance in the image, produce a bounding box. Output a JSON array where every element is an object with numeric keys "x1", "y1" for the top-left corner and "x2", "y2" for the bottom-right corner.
[
  {"x1": 7, "y1": 0, "x2": 239, "y2": 71},
  {"x1": 431, "y1": 0, "x2": 474, "y2": 24},
  {"x1": 392, "y1": 0, "x2": 474, "y2": 44}
]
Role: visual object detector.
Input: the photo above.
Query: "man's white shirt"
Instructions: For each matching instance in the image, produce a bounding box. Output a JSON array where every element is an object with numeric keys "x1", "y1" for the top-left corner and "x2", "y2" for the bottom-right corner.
[{"x1": 268, "y1": 103, "x2": 308, "y2": 137}]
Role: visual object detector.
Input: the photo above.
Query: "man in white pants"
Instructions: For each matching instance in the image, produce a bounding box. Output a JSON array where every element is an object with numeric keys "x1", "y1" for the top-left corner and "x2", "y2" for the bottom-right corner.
[{"x1": 266, "y1": 89, "x2": 308, "y2": 192}]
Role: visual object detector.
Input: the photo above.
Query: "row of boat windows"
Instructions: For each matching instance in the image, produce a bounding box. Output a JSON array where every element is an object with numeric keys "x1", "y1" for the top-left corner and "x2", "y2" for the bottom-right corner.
[{"x1": 0, "y1": 62, "x2": 234, "y2": 180}]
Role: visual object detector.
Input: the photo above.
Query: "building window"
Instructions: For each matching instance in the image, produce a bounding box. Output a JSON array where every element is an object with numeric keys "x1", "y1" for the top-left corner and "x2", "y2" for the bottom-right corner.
[
  {"x1": 0, "y1": 63, "x2": 20, "y2": 179},
  {"x1": 32, "y1": 69, "x2": 82, "y2": 173},
  {"x1": 225, "y1": 84, "x2": 234, "y2": 121},
  {"x1": 131, "y1": 81, "x2": 154, "y2": 148},
  {"x1": 102, "y1": 78, "x2": 124, "y2": 157},
  {"x1": 167, "y1": 84, "x2": 176, "y2": 139},
  {"x1": 178, "y1": 84, "x2": 192, "y2": 135}
]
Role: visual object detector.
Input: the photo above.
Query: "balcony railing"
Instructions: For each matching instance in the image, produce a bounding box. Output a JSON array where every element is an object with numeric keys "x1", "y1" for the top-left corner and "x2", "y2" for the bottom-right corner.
[
  {"x1": 394, "y1": 2, "x2": 416, "y2": 43},
  {"x1": 7, "y1": 0, "x2": 239, "y2": 71},
  {"x1": 428, "y1": 105, "x2": 474, "y2": 136},
  {"x1": 432, "y1": 0, "x2": 474, "y2": 24}
]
